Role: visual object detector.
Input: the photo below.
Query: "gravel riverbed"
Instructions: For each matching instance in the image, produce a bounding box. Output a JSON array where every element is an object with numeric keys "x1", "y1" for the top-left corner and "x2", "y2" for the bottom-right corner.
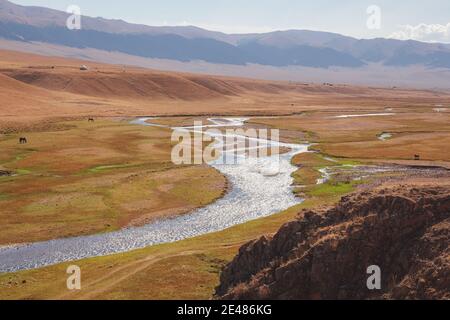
[{"x1": 0, "y1": 118, "x2": 308, "y2": 273}]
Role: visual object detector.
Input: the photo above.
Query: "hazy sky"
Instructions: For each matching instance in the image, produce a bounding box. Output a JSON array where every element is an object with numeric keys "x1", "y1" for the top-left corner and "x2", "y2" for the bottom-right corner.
[{"x1": 10, "y1": 0, "x2": 450, "y2": 42}]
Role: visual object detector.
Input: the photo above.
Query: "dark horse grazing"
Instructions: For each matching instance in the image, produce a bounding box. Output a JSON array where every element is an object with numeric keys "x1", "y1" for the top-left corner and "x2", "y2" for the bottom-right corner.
[
  {"x1": 88, "y1": 117, "x2": 95, "y2": 122},
  {"x1": 19, "y1": 137, "x2": 27, "y2": 144}
]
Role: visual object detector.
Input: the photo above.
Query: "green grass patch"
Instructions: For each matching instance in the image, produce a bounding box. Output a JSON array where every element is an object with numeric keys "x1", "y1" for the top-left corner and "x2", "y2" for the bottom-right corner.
[
  {"x1": 307, "y1": 180, "x2": 358, "y2": 197},
  {"x1": 335, "y1": 158, "x2": 362, "y2": 166},
  {"x1": 16, "y1": 169, "x2": 31, "y2": 175},
  {"x1": 0, "y1": 193, "x2": 10, "y2": 201},
  {"x1": 87, "y1": 163, "x2": 140, "y2": 173}
]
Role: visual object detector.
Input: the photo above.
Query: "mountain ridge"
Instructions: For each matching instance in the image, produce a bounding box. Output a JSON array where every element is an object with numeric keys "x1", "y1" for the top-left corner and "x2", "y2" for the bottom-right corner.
[
  {"x1": 2, "y1": 0, "x2": 450, "y2": 69},
  {"x1": 2, "y1": 0, "x2": 450, "y2": 88}
]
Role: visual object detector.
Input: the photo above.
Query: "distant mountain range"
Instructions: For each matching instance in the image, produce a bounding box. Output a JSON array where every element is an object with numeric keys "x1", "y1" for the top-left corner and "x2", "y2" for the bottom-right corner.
[{"x1": 1, "y1": 0, "x2": 450, "y2": 88}]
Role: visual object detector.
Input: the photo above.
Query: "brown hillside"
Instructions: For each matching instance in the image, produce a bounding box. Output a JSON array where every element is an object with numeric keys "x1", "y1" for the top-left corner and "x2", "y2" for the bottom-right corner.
[
  {"x1": 0, "y1": 73, "x2": 69, "y2": 114},
  {"x1": 2, "y1": 68, "x2": 241, "y2": 100},
  {"x1": 0, "y1": 49, "x2": 448, "y2": 102},
  {"x1": 1, "y1": 49, "x2": 449, "y2": 128}
]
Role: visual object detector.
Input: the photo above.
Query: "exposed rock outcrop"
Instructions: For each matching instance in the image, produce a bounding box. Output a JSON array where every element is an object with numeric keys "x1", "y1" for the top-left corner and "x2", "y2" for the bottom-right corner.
[
  {"x1": 0, "y1": 170, "x2": 12, "y2": 176},
  {"x1": 215, "y1": 185, "x2": 450, "y2": 300}
]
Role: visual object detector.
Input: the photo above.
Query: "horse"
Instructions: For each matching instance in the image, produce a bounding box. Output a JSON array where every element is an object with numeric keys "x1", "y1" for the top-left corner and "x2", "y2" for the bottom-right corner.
[
  {"x1": 88, "y1": 117, "x2": 95, "y2": 123},
  {"x1": 414, "y1": 154, "x2": 421, "y2": 161},
  {"x1": 19, "y1": 137, "x2": 27, "y2": 144}
]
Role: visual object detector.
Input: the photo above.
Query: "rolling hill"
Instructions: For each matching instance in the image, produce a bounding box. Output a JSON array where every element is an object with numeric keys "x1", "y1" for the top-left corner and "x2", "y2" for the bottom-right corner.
[{"x1": 1, "y1": 48, "x2": 449, "y2": 127}]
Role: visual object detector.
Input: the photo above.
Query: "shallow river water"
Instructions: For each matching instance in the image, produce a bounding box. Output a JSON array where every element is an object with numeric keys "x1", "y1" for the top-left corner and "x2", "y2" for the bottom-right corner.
[{"x1": 0, "y1": 118, "x2": 308, "y2": 273}]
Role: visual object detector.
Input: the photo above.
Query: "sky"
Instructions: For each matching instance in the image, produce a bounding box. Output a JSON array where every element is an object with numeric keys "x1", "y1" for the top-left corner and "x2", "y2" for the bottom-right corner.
[{"x1": 10, "y1": 0, "x2": 450, "y2": 42}]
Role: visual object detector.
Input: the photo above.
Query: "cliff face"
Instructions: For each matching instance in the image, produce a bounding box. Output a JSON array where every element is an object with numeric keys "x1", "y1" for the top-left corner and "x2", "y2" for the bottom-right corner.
[{"x1": 216, "y1": 186, "x2": 450, "y2": 300}]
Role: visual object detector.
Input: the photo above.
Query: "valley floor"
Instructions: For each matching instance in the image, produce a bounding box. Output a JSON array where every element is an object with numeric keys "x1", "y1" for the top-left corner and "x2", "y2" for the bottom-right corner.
[
  {"x1": 0, "y1": 49, "x2": 449, "y2": 299},
  {"x1": 1, "y1": 107, "x2": 449, "y2": 299}
]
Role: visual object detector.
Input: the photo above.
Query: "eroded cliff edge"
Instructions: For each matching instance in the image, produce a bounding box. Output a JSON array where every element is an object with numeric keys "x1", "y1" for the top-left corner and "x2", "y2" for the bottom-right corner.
[{"x1": 216, "y1": 183, "x2": 450, "y2": 300}]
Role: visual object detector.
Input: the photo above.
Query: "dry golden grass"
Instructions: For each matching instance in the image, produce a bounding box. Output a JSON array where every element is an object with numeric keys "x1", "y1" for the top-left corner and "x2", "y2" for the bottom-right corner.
[
  {"x1": 1, "y1": 49, "x2": 450, "y2": 131},
  {"x1": 249, "y1": 111, "x2": 450, "y2": 165}
]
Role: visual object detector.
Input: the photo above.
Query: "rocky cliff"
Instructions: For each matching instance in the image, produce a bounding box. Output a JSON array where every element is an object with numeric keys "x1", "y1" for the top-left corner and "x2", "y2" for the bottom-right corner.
[{"x1": 216, "y1": 185, "x2": 450, "y2": 300}]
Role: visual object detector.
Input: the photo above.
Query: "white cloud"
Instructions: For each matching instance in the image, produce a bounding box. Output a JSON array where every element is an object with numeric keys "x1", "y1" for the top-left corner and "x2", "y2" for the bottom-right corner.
[{"x1": 389, "y1": 23, "x2": 450, "y2": 43}]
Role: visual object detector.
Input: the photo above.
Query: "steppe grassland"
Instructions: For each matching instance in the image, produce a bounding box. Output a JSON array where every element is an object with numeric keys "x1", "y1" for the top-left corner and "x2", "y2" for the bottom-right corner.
[
  {"x1": 0, "y1": 119, "x2": 226, "y2": 245},
  {"x1": 0, "y1": 114, "x2": 381, "y2": 300},
  {"x1": 1, "y1": 108, "x2": 449, "y2": 299},
  {"x1": 1, "y1": 50, "x2": 450, "y2": 300},
  {"x1": 247, "y1": 110, "x2": 450, "y2": 163}
]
